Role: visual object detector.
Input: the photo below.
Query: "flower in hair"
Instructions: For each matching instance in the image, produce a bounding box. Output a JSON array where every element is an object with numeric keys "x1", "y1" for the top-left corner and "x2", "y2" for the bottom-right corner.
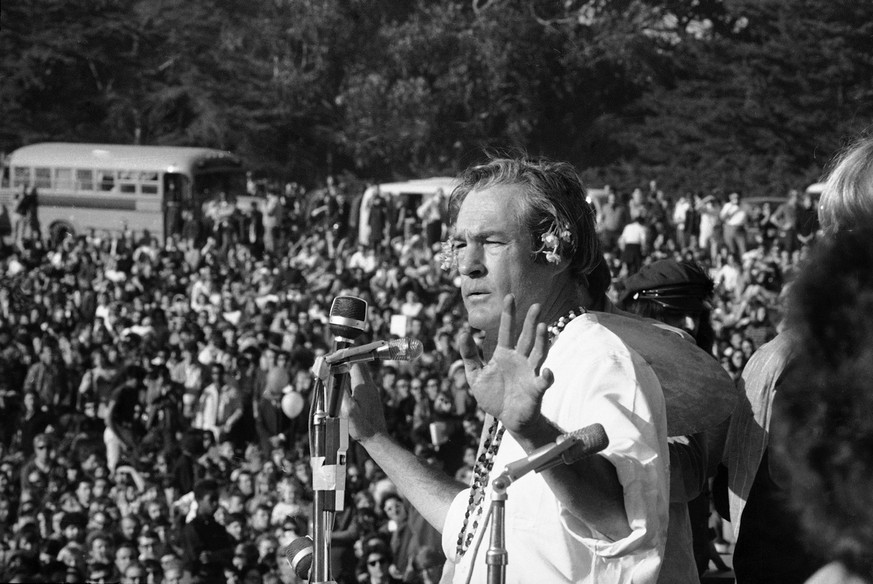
[{"x1": 539, "y1": 220, "x2": 573, "y2": 264}]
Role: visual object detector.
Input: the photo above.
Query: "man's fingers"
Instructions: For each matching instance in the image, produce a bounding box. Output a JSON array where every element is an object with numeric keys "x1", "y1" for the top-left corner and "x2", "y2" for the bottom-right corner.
[
  {"x1": 349, "y1": 363, "x2": 375, "y2": 396},
  {"x1": 458, "y1": 331, "x2": 482, "y2": 369},
  {"x1": 536, "y1": 367, "x2": 555, "y2": 398},
  {"x1": 515, "y1": 304, "x2": 541, "y2": 356},
  {"x1": 528, "y1": 322, "x2": 549, "y2": 373},
  {"x1": 497, "y1": 294, "x2": 516, "y2": 348}
]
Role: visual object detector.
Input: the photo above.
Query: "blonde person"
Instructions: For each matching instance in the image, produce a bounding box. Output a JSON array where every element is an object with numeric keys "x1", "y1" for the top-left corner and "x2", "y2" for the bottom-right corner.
[{"x1": 718, "y1": 135, "x2": 873, "y2": 583}]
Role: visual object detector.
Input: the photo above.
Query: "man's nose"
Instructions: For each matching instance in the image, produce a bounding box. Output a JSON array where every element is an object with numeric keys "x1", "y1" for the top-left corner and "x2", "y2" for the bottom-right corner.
[{"x1": 457, "y1": 246, "x2": 484, "y2": 277}]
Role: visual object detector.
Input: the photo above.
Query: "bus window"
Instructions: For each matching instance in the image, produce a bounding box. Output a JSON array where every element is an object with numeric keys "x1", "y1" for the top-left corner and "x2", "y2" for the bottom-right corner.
[
  {"x1": 118, "y1": 170, "x2": 140, "y2": 194},
  {"x1": 77, "y1": 169, "x2": 94, "y2": 191},
  {"x1": 34, "y1": 167, "x2": 51, "y2": 189},
  {"x1": 55, "y1": 168, "x2": 74, "y2": 190},
  {"x1": 13, "y1": 167, "x2": 30, "y2": 188},
  {"x1": 98, "y1": 170, "x2": 115, "y2": 192},
  {"x1": 140, "y1": 172, "x2": 160, "y2": 195}
]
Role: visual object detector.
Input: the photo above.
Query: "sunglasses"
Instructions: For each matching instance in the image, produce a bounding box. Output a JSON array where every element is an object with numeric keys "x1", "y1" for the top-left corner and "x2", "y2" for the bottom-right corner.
[{"x1": 368, "y1": 557, "x2": 389, "y2": 567}]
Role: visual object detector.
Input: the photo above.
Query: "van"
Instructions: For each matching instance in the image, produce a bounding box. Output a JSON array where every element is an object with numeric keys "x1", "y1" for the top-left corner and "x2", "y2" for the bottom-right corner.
[
  {"x1": 805, "y1": 182, "x2": 826, "y2": 198},
  {"x1": 357, "y1": 177, "x2": 459, "y2": 245}
]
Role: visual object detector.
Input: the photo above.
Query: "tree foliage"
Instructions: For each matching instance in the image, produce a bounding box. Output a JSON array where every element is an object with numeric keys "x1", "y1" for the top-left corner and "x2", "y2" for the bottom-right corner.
[{"x1": 1, "y1": 0, "x2": 871, "y2": 192}]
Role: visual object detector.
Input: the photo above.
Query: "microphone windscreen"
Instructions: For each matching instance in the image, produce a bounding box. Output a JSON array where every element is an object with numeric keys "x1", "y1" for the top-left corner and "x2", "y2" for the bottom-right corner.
[
  {"x1": 388, "y1": 338, "x2": 424, "y2": 361},
  {"x1": 285, "y1": 535, "x2": 313, "y2": 579},
  {"x1": 564, "y1": 424, "x2": 609, "y2": 463},
  {"x1": 329, "y1": 296, "x2": 368, "y2": 340}
]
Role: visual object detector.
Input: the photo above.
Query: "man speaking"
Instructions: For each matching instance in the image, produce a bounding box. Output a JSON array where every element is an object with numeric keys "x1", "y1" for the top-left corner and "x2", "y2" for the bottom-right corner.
[{"x1": 343, "y1": 157, "x2": 669, "y2": 583}]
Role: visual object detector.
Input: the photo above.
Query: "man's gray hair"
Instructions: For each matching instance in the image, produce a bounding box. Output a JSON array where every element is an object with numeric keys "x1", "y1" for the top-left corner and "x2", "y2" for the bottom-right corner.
[{"x1": 448, "y1": 156, "x2": 601, "y2": 281}]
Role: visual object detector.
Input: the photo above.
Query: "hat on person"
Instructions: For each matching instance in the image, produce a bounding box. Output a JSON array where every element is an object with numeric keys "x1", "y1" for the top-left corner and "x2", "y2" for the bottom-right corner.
[{"x1": 617, "y1": 260, "x2": 714, "y2": 313}]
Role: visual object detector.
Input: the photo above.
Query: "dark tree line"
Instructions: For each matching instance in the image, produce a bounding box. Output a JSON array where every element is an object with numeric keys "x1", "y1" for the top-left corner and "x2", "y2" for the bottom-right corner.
[{"x1": 2, "y1": 0, "x2": 872, "y2": 194}]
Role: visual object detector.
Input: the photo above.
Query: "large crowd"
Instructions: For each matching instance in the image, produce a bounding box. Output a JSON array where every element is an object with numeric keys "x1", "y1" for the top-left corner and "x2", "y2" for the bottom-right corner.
[{"x1": 0, "y1": 175, "x2": 818, "y2": 584}]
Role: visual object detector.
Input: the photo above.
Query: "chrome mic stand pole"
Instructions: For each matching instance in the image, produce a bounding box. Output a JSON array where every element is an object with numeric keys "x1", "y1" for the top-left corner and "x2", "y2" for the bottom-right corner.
[
  {"x1": 486, "y1": 473, "x2": 510, "y2": 584},
  {"x1": 309, "y1": 357, "x2": 340, "y2": 584}
]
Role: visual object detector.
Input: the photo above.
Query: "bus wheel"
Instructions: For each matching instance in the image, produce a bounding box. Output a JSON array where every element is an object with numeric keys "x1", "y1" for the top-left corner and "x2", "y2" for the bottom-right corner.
[{"x1": 50, "y1": 222, "x2": 74, "y2": 246}]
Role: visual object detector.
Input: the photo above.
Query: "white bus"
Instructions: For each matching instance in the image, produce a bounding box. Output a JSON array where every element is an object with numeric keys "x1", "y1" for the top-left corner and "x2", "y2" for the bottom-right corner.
[{"x1": 0, "y1": 142, "x2": 247, "y2": 242}]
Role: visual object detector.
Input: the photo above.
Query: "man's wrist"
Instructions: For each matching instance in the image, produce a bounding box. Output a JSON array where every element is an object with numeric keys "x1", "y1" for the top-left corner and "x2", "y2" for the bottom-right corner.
[
  {"x1": 511, "y1": 414, "x2": 560, "y2": 454},
  {"x1": 357, "y1": 428, "x2": 389, "y2": 448}
]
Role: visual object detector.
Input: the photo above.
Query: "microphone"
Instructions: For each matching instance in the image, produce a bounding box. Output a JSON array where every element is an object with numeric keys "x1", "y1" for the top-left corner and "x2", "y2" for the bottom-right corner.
[
  {"x1": 325, "y1": 296, "x2": 368, "y2": 417},
  {"x1": 284, "y1": 536, "x2": 313, "y2": 580},
  {"x1": 328, "y1": 296, "x2": 368, "y2": 341},
  {"x1": 325, "y1": 338, "x2": 424, "y2": 366},
  {"x1": 495, "y1": 424, "x2": 609, "y2": 488}
]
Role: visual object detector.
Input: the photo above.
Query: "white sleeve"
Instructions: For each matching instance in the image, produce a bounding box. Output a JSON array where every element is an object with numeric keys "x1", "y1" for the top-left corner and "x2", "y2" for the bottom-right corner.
[{"x1": 544, "y1": 318, "x2": 669, "y2": 559}]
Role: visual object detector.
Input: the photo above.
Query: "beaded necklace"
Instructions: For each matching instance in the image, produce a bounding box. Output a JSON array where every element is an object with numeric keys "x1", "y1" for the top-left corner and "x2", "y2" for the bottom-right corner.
[{"x1": 454, "y1": 306, "x2": 587, "y2": 558}]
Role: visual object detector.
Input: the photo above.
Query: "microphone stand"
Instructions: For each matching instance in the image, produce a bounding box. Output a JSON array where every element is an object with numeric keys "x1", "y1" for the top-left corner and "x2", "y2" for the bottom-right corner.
[
  {"x1": 308, "y1": 295, "x2": 366, "y2": 584},
  {"x1": 484, "y1": 429, "x2": 604, "y2": 584},
  {"x1": 309, "y1": 356, "x2": 343, "y2": 584}
]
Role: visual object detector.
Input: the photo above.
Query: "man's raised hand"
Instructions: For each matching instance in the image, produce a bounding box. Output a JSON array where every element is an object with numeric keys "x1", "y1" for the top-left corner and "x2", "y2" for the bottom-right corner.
[{"x1": 458, "y1": 294, "x2": 554, "y2": 434}]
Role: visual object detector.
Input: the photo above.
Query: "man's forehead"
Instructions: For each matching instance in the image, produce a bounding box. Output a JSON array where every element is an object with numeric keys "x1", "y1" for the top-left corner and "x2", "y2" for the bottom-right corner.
[{"x1": 453, "y1": 184, "x2": 524, "y2": 236}]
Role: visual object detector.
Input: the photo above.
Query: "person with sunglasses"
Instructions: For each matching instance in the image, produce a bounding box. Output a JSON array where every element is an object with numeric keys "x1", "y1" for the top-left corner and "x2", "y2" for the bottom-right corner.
[{"x1": 360, "y1": 540, "x2": 402, "y2": 584}]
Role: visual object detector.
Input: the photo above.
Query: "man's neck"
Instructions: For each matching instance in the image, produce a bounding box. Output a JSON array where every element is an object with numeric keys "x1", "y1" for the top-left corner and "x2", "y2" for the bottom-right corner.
[
  {"x1": 481, "y1": 289, "x2": 585, "y2": 358},
  {"x1": 537, "y1": 283, "x2": 586, "y2": 329}
]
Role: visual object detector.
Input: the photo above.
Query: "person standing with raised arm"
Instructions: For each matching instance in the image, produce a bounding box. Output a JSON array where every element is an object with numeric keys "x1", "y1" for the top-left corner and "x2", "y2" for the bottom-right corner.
[{"x1": 344, "y1": 157, "x2": 670, "y2": 584}]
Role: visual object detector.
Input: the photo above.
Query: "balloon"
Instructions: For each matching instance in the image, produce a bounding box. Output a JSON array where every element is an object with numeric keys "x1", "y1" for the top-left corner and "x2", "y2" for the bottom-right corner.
[{"x1": 281, "y1": 392, "x2": 305, "y2": 419}]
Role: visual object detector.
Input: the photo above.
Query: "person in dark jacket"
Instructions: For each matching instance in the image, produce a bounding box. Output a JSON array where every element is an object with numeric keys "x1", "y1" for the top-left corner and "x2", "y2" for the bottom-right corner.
[{"x1": 181, "y1": 479, "x2": 233, "y2": 580}]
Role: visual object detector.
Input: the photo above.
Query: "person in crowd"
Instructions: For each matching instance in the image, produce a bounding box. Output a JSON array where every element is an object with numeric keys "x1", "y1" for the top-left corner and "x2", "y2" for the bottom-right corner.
[
  {"x1": 19, "y1": 433, "x2": 57, "y2": 492},
  {"x1": 770, "y1": 227, "x2": 873, "y2": 584},
  {"x1": 795, "y1": 191, "x2": 820, "y2": 247},
  {"x1": 181, "y1": 478, "x2": 233, "y2": 580},
  {"x1": 597, "y1": 190, "x2": 629, "y2": 254},
  {"x1": 618, "y1": 214, "x2": 648, "y2": 276},
  {"x1": 360, "y1": 539, "x2": 404, "y2": 584},
  {"x1": 143, "y1": 366, "x2": 184, "y2": 455},
  {"x1": 617, "y1": 259, "x2": 730, "y2": 581},
  {"x1": 23, "y1": 337, "x2": 70, "y2": 412},
  {"x1": 417, "y1": 188, "x2": 448, "y2": 248},
  {"x1": 696, "y1": 194, "x2": 720, "y2": 260},
  {"x1": 718, "y1": 134, "x2": 873, "y2": 583},
  {"x1": 343, "y1": 157, "x2": 671, "y2": 583},
  {"x1": 104, "y1": 365, "x2": 147, "y2": 473},
  {"x1": 214, "y1": 364, "x2": 245, "y2": 448},
  {"x1": 114, "y1": 542, "x2": 138, "y2": 579},
  {"x1": 771, "y1": 189, "x2": 799, "y2": 254},
  {"x1": 368, "y1": 188, "x2": 390, "y2": 254},
  {"x1": 719, "y1": 191, "x2": 748, "y2": 259},
  {"x1": 78, "y1": 347, "x2": 118, "y2": 418},
  {"x1": 14, "y1": 391, "x2": 54, "y2": 459}
]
